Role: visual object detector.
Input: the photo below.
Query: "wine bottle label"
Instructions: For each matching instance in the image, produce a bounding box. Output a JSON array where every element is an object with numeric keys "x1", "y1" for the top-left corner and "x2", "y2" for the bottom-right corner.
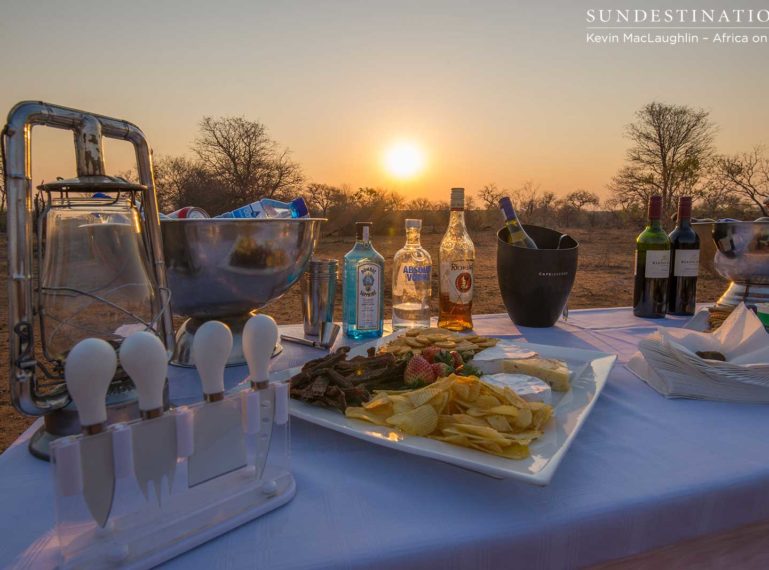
[
  {"x1": 442, "y1": 260, "x2": 474, "y2": 304},
  {"x1": 356, "y1": 262, "x2": 380, "y2": 330},
  {"x1": 640, "y1": 250, "x2": 671, "y2": 278},
  {"x1": 673, "y1": 249, "x2": 700, "y2": 277}
]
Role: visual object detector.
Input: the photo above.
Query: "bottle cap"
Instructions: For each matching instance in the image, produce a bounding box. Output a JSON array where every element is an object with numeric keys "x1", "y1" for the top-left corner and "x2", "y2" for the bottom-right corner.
[
  {"x1": 356, "y1": 221, "x2": 372, "y2": 241},
  {"x1": 450, "y1": 188, "x2": 465, "y2": 210},
  {"x1": 290, "y1": 197, "x2": 309, "y2": 218},
  {"x1": 678, "y1": 196, "x2": 692, "y2": 219},
  {"x1": 405, "y1": 218, "x2": 422, "y2": 230},
  {"x1": 499, "y1": 197, "x2": 514, "y2": 220},
  {"x1": 648, "y1": 195, "x2": 662, "y2": 220}
]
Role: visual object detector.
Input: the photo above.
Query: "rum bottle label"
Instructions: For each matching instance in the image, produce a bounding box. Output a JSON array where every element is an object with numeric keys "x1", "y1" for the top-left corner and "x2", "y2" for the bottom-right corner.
[{"x1": 442, "y1": 260, "x2": 474, "y2": 304}]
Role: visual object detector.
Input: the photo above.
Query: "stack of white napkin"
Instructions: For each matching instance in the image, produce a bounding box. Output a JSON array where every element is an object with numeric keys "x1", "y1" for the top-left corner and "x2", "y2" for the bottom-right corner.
[{"x1": 628, "y1": 304, "x2": 769, "y2": 403}]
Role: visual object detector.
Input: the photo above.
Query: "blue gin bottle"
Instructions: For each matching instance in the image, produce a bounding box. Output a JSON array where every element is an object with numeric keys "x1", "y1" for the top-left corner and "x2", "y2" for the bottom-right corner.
[{"x1": 343, "y1": 222, "x2": 385, "y2": 339}]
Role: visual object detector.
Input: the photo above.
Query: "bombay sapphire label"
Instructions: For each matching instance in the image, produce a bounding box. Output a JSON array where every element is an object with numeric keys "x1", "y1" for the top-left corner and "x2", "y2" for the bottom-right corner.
[{"x1": 356, "y1": 262, "x2": 380, "y2": 330}]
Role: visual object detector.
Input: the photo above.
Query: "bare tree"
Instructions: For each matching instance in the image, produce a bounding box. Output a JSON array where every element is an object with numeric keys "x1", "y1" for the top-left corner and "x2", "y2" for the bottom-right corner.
[
  {"x1": 712, "y1": 147, "x2": 769, "y2": 216},
  {"x1": 304, "y1": 183, "x2": 343, "y2": 217},
  {"x1": 153, "y1": 155, "x2": 232, "y2": 214},
  {"x1": 259, "y1": 147, "x2": 305, "y2": 200},
  {"x1": 154, "y1": 156, "x2": 195, "y2": 211},
  {"x1": 538, "y1": 191, "x2": 558, "y2": 211},
  {"x1": 477, "y1": 183, "x2": 504, "y2": 210},
  {"x1": 192, "y1": 116, "x2": 303, "y2": 203},
  {"x1": 609, "y1": 102, "x2": 716, "y2": 217},
  {"x1": 406, "y1": 197, "x2": 437, "y2": 211},
  {"x1": 511, "y1": 181, "x2": 540, "y2": 218},
  {"x1": 565, "y1": 189, "x2": 600, "y2": 211}
]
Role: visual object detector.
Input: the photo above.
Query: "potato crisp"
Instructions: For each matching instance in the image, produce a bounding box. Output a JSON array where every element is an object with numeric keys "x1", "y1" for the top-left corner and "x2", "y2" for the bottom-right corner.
[{"x1": 344, "y1": 374, "x2": 553, "y2": 459}]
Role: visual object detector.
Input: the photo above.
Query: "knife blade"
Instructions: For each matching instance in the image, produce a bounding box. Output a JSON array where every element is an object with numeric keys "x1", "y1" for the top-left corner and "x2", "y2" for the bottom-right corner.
[
  {"x1": 243, "y1": 315, "x2": 279, "y2": 478},
  {"x1": 119, "y1": 331, "x2": 177, "y2": 505},
  {"x1": 188, "y1": 321, "x2": 247, "y2": 487},
  {"x1": 64, "y1": 338, "x2": 118, "y2": 528}
]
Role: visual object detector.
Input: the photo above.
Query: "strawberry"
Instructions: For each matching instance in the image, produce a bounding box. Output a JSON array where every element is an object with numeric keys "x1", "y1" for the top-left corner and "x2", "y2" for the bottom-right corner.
[
  {"x1": 421, "y1": 346, "x2": 443, "y2": 363},
  {"x1": 431, "y1": 362, "x2": 453, "y2": 379},
  {"x1": 404, "y1": 355, "x2": 436, "y2": 386},
  {"x1": 448, "y1": 350, "x2": 464, "y2": 368}
]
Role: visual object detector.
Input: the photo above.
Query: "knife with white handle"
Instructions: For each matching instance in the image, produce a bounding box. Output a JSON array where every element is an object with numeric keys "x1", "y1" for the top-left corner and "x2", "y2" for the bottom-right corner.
[
  {"x1": 119, "y1": 332, "x2": 177, "y2": 505},
  {"x1": 243, "y1": 314, "x2": 279, "y2": 478},
  {"x1": 187, "y1": 321, "x2": 247, "y2": 486},
  {"x1": 65, "y1": 338, "x2": 117, "y2": 528}
]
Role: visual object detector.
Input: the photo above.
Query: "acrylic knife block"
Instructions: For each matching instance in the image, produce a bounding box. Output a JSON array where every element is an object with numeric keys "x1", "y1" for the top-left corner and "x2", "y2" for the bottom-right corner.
[{"x1": 49, "y1": 382, "x2": 294, "y2": 569}]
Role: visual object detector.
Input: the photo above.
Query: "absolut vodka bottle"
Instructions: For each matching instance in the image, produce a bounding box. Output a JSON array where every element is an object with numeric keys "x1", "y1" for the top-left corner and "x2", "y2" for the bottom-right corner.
[
  {"x1": 392, "y1": 219, "x2": 432, "y2": 328},
  {"x1": 343, "y1": 222, "x2": 385, "y2": 339}
]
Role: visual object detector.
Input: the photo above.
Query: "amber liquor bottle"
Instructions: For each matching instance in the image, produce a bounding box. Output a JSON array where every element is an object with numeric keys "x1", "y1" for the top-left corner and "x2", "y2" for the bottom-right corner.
[{"x1": 438, "y1": 188, "x2": 475, "y2": 331}]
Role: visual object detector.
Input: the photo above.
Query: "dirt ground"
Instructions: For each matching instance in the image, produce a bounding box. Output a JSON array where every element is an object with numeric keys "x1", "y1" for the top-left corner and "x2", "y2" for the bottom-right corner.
[{"x1": 0, "y1": 228, "x2": 726, "y2": 452}]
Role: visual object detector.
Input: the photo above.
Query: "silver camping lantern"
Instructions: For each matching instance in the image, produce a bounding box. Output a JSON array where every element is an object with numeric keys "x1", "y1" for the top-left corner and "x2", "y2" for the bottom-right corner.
[{"x1": 3, "y1": 101, "x2": 175, "y2": 459}]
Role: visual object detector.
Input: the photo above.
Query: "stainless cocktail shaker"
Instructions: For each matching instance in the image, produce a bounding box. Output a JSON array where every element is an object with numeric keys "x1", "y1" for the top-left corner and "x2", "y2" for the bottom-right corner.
[{"x1": 301, "y1": 258, "x2": 338, "y2": 336}]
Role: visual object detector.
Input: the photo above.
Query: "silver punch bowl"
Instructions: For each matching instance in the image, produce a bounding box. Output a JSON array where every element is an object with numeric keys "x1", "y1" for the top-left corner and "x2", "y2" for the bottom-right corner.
[
  {"x1": 694, "y1": 220, "x2": 769, "y2": 306},
  {"x1": 161, "y1": 217, "x2": 324, "y2": 366}
]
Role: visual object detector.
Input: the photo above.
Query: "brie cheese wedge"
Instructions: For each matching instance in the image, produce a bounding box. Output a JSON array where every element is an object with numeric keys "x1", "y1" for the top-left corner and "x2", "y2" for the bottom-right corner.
[
  {"x1": 471, "y1": 343, "x2": 571, "y2": 391},
  {"x1": 481, "y1": 373, "x2": 552, "y2": 404}
]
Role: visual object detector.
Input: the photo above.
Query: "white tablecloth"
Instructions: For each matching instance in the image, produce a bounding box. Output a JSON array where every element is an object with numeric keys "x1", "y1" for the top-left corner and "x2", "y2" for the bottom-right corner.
[{"x1": 3, "y1": 309, "x2": 769, "y2": 569}]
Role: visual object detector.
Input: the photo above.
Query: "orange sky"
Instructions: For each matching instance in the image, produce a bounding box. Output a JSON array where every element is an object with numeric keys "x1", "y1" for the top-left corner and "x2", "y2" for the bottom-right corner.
[{"x1": 2, "y1": 1, "x2": 768, "y2": 202}]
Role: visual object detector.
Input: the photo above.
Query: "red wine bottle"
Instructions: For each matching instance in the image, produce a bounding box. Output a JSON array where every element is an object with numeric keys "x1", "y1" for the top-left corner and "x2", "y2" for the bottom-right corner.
[
  {"x1": 633, "y1": 196, "x2": 670, "y2": 318},
  {"x1": 667, "y1": 196, "x2": 699, "y2": 315}
]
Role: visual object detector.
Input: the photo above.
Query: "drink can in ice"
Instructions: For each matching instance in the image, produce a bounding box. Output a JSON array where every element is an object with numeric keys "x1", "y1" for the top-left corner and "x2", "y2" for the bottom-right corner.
[{"x1": 166, "y1": 206, "x2": 210, "y2": 219}]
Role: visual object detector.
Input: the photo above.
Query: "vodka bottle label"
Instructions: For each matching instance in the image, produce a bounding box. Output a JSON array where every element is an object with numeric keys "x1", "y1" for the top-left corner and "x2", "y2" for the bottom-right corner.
[{"x1": 356, "y1": 262, "x2": 381, "y2": 330}]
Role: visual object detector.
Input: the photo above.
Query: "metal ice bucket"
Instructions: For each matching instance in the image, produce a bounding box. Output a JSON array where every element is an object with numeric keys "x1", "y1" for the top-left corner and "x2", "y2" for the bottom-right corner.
[
  {"x1": 161, "y1": 217, "x2": 324, "y2": 366},
  {"x1": 694, "y1": 221, "x2": 769, "y2": 306}
]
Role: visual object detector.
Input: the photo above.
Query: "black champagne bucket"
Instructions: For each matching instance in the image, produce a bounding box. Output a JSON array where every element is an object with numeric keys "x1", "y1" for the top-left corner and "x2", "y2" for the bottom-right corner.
[{"x1": 496, "y1": 225, "x2": 579, "y2": 327}]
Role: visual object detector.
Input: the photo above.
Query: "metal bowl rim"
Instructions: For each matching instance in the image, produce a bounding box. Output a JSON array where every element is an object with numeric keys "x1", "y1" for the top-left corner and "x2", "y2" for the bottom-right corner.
[{"x1": 160, "y1": 217, "x2": 327, "y2": 223}]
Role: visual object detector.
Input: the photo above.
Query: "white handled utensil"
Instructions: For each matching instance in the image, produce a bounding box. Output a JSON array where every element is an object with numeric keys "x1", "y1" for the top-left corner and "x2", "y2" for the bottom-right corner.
[
  {"x1": 120, "y1": 332, "x2": 177, "y2": 504},
  {"x1": 187, "y1": 321, "x2": 247, "y2": 486},
  {"x1": 193, "y1": 321, "x2": 232, "y2": 401},
  {"x1": 65, "y1": 338, "x2": 117, "y2": 527},
  {"x1": 243, "y1": 314, "x2": 279, "y2": 478},
  {"x1": 244, "y1": 314, "x2": 279, "y2": 388}
]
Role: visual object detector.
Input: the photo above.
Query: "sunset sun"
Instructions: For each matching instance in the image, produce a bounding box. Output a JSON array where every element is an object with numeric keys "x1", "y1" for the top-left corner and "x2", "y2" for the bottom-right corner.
[{"x1": 384, "y1": 142, "x2": 425, "y2": 179}]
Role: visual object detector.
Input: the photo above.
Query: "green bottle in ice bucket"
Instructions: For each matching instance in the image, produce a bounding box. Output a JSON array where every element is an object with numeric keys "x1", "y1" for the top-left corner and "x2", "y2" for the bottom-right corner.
[{"x1": 499, "y1": 197, "x2": 537, "y2": 249}]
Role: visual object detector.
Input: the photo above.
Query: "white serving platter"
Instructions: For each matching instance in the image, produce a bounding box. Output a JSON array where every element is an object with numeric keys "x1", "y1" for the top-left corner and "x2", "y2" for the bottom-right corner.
[{"x1": 287, "y1": 334, "x2": 616, "y2": 485}]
